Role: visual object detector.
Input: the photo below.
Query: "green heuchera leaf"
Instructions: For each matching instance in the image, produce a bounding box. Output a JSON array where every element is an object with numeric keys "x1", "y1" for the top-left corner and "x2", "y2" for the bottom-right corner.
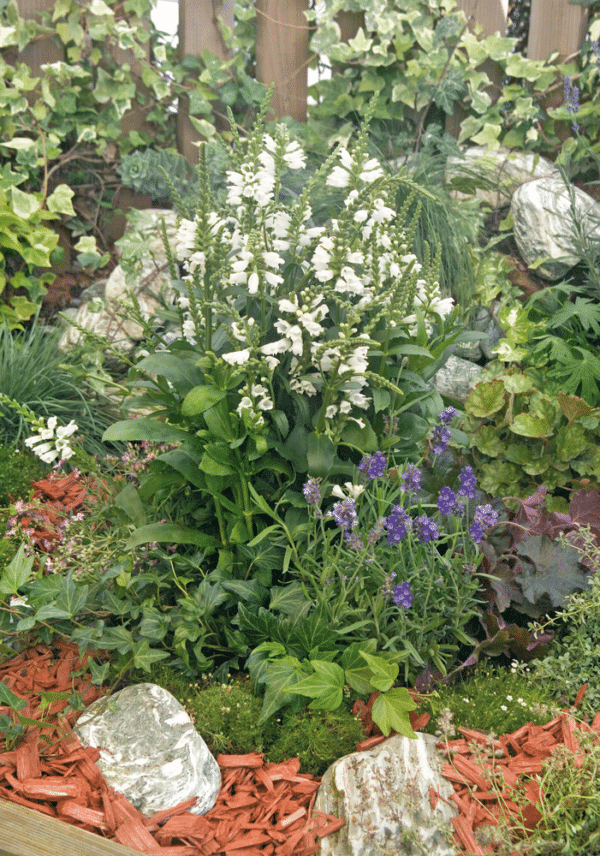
[
  {"x1": 466, "y1": 380, "x2": 505, "y2": 418},
  {"x1": 557, "y1": 392, "x2": 594, "y2": 424},
  {"x1": 287, "y1": 660, "x2": 345, "y2": 710},
  {"x1": 493, "y1": 340, "x2": 528, "y2": 361},
  {"x1": 555, "y1": 423, "x2": 589, "y2": 462},
  {"x1": 502, "y1": 373, "x2": 535, "y2": 394},
  {"x1": 371, "y1": 688, "x2": 417, "y2": 738},
  {"x1": 472, "y1": 425, "x2": 506, "y2": 457},
  {"x1": 478, "y1": 461, "x2": 524, "y2": 496},
  {"x1": 511, "y1": 398, "x2": 556, "y2": 438}
]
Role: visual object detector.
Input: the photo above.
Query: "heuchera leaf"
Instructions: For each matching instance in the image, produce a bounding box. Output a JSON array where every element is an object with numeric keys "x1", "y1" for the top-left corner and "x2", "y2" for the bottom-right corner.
[
  {"x1": 516, "y1": 534, "x2": 590, "y2": 617},
  {"x1": 466, "y1": 380, "x2": 505, "y2": 418}
]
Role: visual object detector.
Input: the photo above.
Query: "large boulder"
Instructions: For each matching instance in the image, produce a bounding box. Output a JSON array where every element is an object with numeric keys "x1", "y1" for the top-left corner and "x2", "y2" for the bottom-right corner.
[
  {"x1": 60, "y1": 209, "x2": 179, "y2": 351},
  {"x1": 314, "y1": 733, "x2": 458, "y2": 856},
  {"x1": 74, "y1": 683, "x2": 221, "y2": 817},
  {"x1": 511, "y1": 177, "x2": 600, "y2": 280},
  {"x1": 447, "y1": 146, "x2": 557, "y2": 208}
]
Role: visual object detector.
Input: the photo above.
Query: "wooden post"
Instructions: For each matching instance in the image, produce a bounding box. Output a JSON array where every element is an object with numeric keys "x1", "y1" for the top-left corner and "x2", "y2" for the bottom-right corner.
[
  {"x1": 446, "y1": 0, "x2": 509, "y2": 138},
  {"x1": 176, "y1": 0, "x2": 235, "y2": 164},
  {"x1": 527, "y1": 0, "x2": 588, "y2": 144},
  {"x1": 255, "y1": 0, "x2": 309, "y2": 122},
  {"x1": 10, "y1": 1, "x2": 63, "y2": 77}
]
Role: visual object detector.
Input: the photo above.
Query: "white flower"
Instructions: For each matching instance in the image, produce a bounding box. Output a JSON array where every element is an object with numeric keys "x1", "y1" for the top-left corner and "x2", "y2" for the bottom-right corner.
[
  {"x1": 56, "y1": 421, "x2": 78, "y2": 440},
  {"x1": 327, "y1": 166, "x2": 350, "y2": 188},
  {"x1": 262, "y1": 338, "x2": 290, "y2": 356},
  {"x1": 331, "y1": 482, "x2": 365, "y2": 500},
  {"x1": 348, "y1": 416, "x2": 366, "y2": 429},
  {"x1": 264, "y1": 271, "x2": 283, "y2": 288},
  {"x1": 279, "y1": 297, "x2": 298, "y2": 314},
  {"x1": 274, "y1": 320, "x2": 303, "y2": 356},
  {"x1": 500, "y1": 705, "x2": 508, "y2": 712},
  {"x1": 186, "y1": 251, "x2": 206, "y2": 275},
  {"x1": 370, "y1": 197, "x2": 395, "y2": 222},
  {"x1": 222, "y1": 348, "x2": 250, "y2": 365},
  {"x1": 290, "y1": 377, "x2": 318, "y2": 396},
  {"x1": 335, "y1": 266, "x2": 364, "y2": 295},
  {"x1": 263, "y1": 251, "x2": 284, "y2": 269},
  {"x1": 339, "y1": 401, "x2": 351, "y2": 414},
  {"x1": 283, "y1": 140, "x2": 306, "y2": 170},
  {"x1": 182, "y1": 316, "x2": 196, "y2": 344},
  {"x1": 325, "y1": 404, "x2": 338, "y2": 418},
  {"x1": 506, "y1": 695, "x2": 513, "y2": 702},
  {"x1": 175, "y1": 218, "x2": 196, "y2": 259},
  {"x1": 360, "y1": 158, "x2": 384, "y2": 183},
  {"x1": 316, "y1": 346, "x2": 341, "y2": 372},
  {"x1": 248, "y1": 272, "x2": 260, "y2": 293},
  {"x1": 264, "y1": 356, "x2": 280, "y2": 370},
  {"x1": 251, "y1": 384, "x2": 273, "y2": 410},
  {"x1": 346, "y1": 390, "x2": 371, "y2": 408},
  {"x1": 237, "y1": 396, "x2": 253, "y2": 416}
]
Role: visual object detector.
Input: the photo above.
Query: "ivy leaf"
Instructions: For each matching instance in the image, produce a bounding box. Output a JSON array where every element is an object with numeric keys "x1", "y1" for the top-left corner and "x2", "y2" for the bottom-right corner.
[
  {"x1": 0, "y1": 680, "x2": 27, "y2": 711},
  {"x1": 255, "y1": 657, "x2": 307, "y2": 724},
  {"x1": 132, "y1": 638, "x2": 170, "y2": 672},
  {"x1": 46, "y1": 184, "x2": 75, "y2": 216},
  {"x1": 371, "y1": 689, "x2": 417, "y2": 738},
  {"x1": 359, "y1": 651, "x2": 399, "y2": 693},
  {"x1": 342, "y1": 640, "x2": 379, "y2": 695},
  {"x1": 286, "y1": 661, "x2": 345, "y2": 711},
  {"x1": 0, "y1": 544, "x2": 34, "y2": 596}
]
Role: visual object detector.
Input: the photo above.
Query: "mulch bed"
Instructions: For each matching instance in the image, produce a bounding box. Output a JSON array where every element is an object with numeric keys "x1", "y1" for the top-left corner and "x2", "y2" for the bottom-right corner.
[{"x1": 0, "y1": 639, "x2": 597, "y2": 855}]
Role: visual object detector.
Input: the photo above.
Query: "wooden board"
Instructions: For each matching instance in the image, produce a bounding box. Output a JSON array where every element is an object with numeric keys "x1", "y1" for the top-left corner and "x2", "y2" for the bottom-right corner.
[{"x1": 0, "y1": 799, "x2": 139, "y2": 856}]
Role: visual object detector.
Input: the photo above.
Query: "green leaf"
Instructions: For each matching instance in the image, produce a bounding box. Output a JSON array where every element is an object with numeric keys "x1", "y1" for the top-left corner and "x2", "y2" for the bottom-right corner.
[
  {"x1": 53, "y1": 572, "x2": 89, "y2": 619},
  {"x1": 269, "y1": 582, "x2": 311, "y2": 620},
  {"x1": 517, "y1": 535, "x2": 589, "y2": 617},
  {"x1": 132, "y1": 638, "x2": 169, "y2": 672},
  {"x1": 359, "y1": 651, "x2": 399, "y2": 693},
  {"x1": 182, "y1": 385, "x2": 228, "y2": 418},
  {"x1": 465, "y1": 380, "x2": 506, "y2": 418},
  {"x1": 340, "y1": 419, "x2": 378, "y2": 452},
  {"x1": 114, "y1": 483, "x2": 146, "y2": 528},
  {"x1": 256, "y1": 657, "x2": 307, "y2": 724},
  {"x1": 510, "y1": 399, "x2": 556, "y2": 438},
  {"x1": 371, "y1": 688, "x2": 417, "y2": 738},
  {"x1": 472, "y1": 425, "x2": 506, "y2": 458},
  {"x1": 0, "y1": 544, "x2": 34, "y2": 596},
  {"x1": 556, "y1": 423, "x2": 588, "y2": 462},
  {"x1": 135, "y1": 354, "x2": 204, "y2": 395},
  {"x1": 0, "y1": 680, "x2": 27, "y2": 711},
  {"x1": 46, "y1": 184, "x2": 75, "y2": 216},
  {"x1": 342, "y1": 640, "x2": 379, "y2": 695},
  {"x1": 125, "y1": 523, "x2": 217, "y2": 550},
  {"x1": 497, "y1": 305, "x2": 534, "y2": 345},
  {"x1": 10, "y1": 187, "x2": 40, "y2": 219},
  {"x1": 103, "y1": 418, "x2": 189, "y2": 445},
  {"x1": 286, "y1": 660, "x2": 345, "y2": 711},
  {"x1": 502, "y1": 374, "x2": 535, "y2": 395},
  {"x1": 306, "y1": 433, "x2": 335, "y2": 477}
]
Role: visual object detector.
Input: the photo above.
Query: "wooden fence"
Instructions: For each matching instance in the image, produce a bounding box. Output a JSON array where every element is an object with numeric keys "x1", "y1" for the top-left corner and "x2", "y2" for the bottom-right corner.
[{"x1": 8, "y1": 0, "x2": 592, "y2": 162}]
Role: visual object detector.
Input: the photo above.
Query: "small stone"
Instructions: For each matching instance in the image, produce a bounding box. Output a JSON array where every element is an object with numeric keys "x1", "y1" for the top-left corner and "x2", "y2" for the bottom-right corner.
[
  {"x1": 429, "y1": 356, "x2": 484, "y2": 404},
  {"x1": 74, "y1": 683, "x2": 221, "y2": 816}
]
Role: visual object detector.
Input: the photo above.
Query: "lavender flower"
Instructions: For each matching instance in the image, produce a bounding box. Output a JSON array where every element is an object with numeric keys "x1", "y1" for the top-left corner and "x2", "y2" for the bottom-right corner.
[
  {"x1": 368, "y1": 516, "x2": 387, "y2": 545},
  {"x1": 439, "y1": 406, "x2": 457, "y2": 425},
  {"x1": 469, "y1": 503, "x2": 499, "y2": 544},
  {"x1": 593, "y1": 40, "x2": 600, "y2": 65},
  {"x1": 437, "y1": 486, "x2": 458, "y2": 515},
  {"x1": 400, "y1": 463, "x2": 422, "y2": 495},
  {"x1": 392, "y1": 581, "x2": 413, "y2": 609},
  {"x1": 386, "y1": 505, "x2": 411, "y2": 545},
  {"x1": 303, "y1": 477, "x2": 322, "y2": 507},
  {"x1": 414, "y1": 514, "x2": 439, "y2": 543},
  {"x1": 564, "y1": 76, "x2": 580, "y2": 131},
  {"x1": 358, "y1": 450, "x2": 387, "y2": 480},
  {"x1": 344, "y1": 530, "x2": 363, "y2": 550},
  {"x1": 430, "y1": 407, "x2": 456, "y2": 456},
  {"x1": 458, "y1": 465, "x2": 477, "y2": 500},
  {"x1": 331, "y1": 497, "x2": 358, "y2": 530},
  {"x1": 381, "y1": 571, "x2": 397, "y2": 599},
  {"x1": 468, "y1": 521, "x2": 484, "y2": 544}
]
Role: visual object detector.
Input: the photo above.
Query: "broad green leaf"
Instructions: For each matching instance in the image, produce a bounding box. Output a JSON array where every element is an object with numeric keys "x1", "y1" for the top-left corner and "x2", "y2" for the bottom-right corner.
[
  {"x1": 372, "y1": 388, "x2": 391, "y2": 413},
  {"x1": 465, "y1": 380, "x2": 505, "y2": 418},
  {"x1": 102, "y1": 626, "x2": 134, "y2": 654},
  {"x1": 136, "y1": 354, "x2": 204, "y2": 395},
  {"x1": 371, "y1": 688, "x2": 417, "y2": 738},
  {"x1": 493, "y1": 340, "x2": 528, "y2": 361},
  {"x1": 472, "y1": 425, "x2": 506, "y2": 457},
  {"x1": 125, "y1": 523, "x2": 217, "y2": 550},
  {"x1": 10, "y1": 187, "x2": 40, "y2": 219},
  {"x1": 52, "y1": 572, "x2": 88, "y2": 619},
  {"x1": 287, "y1": 660, "x2": 345, "y2": 710},
  {"x1": 359, "y1": 651, "x2": 399, "y2": 693},
  {"x1": 132, "y1": 638, "x2": 169, "y2": 672},
  {"x1": 340, "y1": 419, "x2": 377, "y2": 452},
  {"x1": 497, "y1": 305, "x2": 534, "y2": 345},
  {"x1": 256, "y1": 657, "x2": 307, "y2": 724},
  {"x1": 0, "y1": 680, "x2": 26, "y2": 711},
  {"x1": 510, "y1": 399, "x2": 555, "y2": 438},
  {"x1": 46, "y1": 184, "x2": 75, "y2": 216},
  {"x1": 556, "y1": 423, "x2": 588, "y2": 462},
  {"x1": 342, "y1": 640, "x2": 379, "y2": 695},
  {"x1": 557, "y1": 392, "x2": 594, "y2": 424},
  {"x1": 502, "y1": 374, "x2": 535, "y2": 394},
  {"x1": 0, "y1": 544, "x2": 34, "y2": 596},
  {"x1": 269, "y1": 582, "x2": 311, "y2": 620},
  {"x1": 200, "y1": 450, "x2": 236, "y2": 476},
  {"x1": 103, "y1": 418, "x2": 188, "y2": 445},
  {"x1": 115, "y1": 483, "x2": 146, "y2": 528},
  {"x1": 182, "y1": 385, "x2": 227, "y2": 418},
  {"x1": 306, "y1": 432, "x2": 335, "y2": 477}
]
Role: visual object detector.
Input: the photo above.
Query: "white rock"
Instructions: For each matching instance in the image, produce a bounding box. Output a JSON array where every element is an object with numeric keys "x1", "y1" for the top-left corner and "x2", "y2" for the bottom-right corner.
[
  {"x1": 74, "y1": 683, "x2": 221, "y2": 817},
  {"x1": 314, "y1": 733, "x2": 458, "y2": 856},
  {"x1": 447, "y1": 146, "x2": 558, "y2": 208},
  {"x1": 512, "y1": 177, "x2": 600, "y2": 280},
  {"x1": 429, "y1": 355, "x2": 484, "y2": 404}
]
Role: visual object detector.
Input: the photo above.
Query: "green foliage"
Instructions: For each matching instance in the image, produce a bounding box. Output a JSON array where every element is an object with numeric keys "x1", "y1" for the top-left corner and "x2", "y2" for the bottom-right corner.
[
  {"x1": 0, "y1": 444, "x2": 48, "y2": 506},
  {"x1": 0, "y1": 323, "x2": 117, "y2": 455},
  {"x1": 463, "y1": 366, "x2": 600, "y2": 503},
  {"x1": 421, "y1": 661, "x2": 561, "y2": 740},
  {"x1": 117, "y1": 148, "x2": 198, "y2": 203}
]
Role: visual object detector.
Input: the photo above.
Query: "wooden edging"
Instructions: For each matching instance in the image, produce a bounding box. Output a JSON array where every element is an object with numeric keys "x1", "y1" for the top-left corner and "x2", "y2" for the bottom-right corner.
[{"x1": 0, "y1": 799, "x2": 139, "y2": 856}]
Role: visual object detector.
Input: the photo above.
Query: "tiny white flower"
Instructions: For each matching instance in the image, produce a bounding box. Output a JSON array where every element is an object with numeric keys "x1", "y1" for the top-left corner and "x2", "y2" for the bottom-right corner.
[
  {"x1": 331, "y1": 482, "x2": 365, "y2": 500},
  {"x1": 500, "y1": 705, "x2": 508, "y2": 712},
  {"x1": 325, "y1": 404, "x2": 338, "y2": 418},
  {"x1": 222, "y1": 348, "x2": 250, "y2": 365},
  {"x1": 261, "y1": 338, "x2": 290, "y2": 356},
  {"x1": 506, "y1": 695, "x2": 513, "y2": 702}
]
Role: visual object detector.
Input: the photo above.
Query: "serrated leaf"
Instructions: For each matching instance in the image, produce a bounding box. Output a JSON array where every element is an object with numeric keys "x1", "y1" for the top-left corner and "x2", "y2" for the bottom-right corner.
[
  {"x1": 557, "y1": 392, "x2": 594, "y2": 424},
  {"x1": 511, "y1": 399, "x2": 555, "y2": 438},
  {"x1": 371, "y1": 688, "x2": 417, "y2": 738},
  {"x1": 286, "y1": 660, "x2": 345, "y2": 710},
  {"x1": 502, "y1": 374, "x2": 534, "y2": 394},
  {"x1": 556, "y1": 423, "x2": 588, "y2": 462},
  {"x1": 466, "y1": 380, "x2": 506, "y2": 418},
  {"x1": 341, "y1": 640, "x2": 379, "y2": 695},
  {"x1": 517, "y1": 534, "x2": 589, "y2": 617},
  {"x1": 472, "y1": 425, "x2": 506, "y2": 457}
]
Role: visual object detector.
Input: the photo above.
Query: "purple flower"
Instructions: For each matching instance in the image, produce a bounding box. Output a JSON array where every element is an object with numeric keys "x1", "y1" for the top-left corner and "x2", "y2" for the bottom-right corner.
[
  {"x1": 368, "y1": 516, "x2": 387, "y2": 545},
  {"x1": 331, "y1": 497, "x2": 358, "y2": 530},
  {"x1": 431, "y1": 424, "x2": 452, "y2": 456},
  {"x1": 437, "y1": 486, "x2": 458, "y2": 515},
  {"x1": 458, "y1": 465, "x2": 477, "y2": 500},
  {"x1": 303, "y1": 477, "x2": 322, "y2": 507},
  {"x1": 386, "y1": 505, "x2": 411, "y2": 545},
  {"x1": 344, "y1": 530, "x2": 363, "y2": 550},
  {"x1": 414, "y1": 514, "x2": 439, "y2": 543},
  {"x1": 439, "y1": 406, "x2": 457, "y2": 425},
  {"x1": 473, "y1": 503, "x2": 498, "y2": 530},
  {"x1": 564, "y1": 76, "x2": 580, "y2": 130},
  {"x1": 367, "y1": 450, "x2": 387, "y2": 479},
  {"x1": 469, "y1": 521, "x2": 484, "y2": 544},
  {"x1": 593, "y1": 40, "x2": 600, "y2": 65},
  {"x1": 392, "y1": 581, "x2": 413, "y2": 609},
  {"x1": 400, "y1": 463, "x2": 422, "y2": 495}
]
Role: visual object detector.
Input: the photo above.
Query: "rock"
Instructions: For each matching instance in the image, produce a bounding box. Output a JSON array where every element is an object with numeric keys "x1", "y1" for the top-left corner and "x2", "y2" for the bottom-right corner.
[
  {"x1": 60, "y1": 209, "x2": 179, "y2": 351},
  {"x1": 74, "y1": 683, "x2": 221, "y2": 817},
  {"x1": 429, "y1": 356, "x2": 484, "y2": 404},
  {"x1": 314, "y1": 733, "x2": 458, "y2": 856},
  {"x1": 446, "y1": 146, "x2": 558, "y2": 208},
  {"x1": 511, "y1": 177, "x2": 600, "y2": 280}
]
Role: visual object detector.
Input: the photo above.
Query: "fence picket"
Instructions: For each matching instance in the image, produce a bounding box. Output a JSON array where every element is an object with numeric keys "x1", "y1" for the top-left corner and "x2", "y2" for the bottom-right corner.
[{"x1": 255, "y1": 0, "x2": 309, "y2": 122}]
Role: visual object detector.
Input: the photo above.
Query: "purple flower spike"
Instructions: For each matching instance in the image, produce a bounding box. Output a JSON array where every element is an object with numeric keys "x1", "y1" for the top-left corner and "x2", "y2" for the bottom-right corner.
[
  {"x1": 386, "y1": 505, "x2": 411, "y2": 545},
  {"x1": 458, "y1": 465, "x2": 477, "y2": 500},
  {"x1": 400, "y1": 463, "x2": 422, "y2": 495},
  {"x1": 438, "y1": 406, "x2": 457, "y2": 425},
  {"x1": 302, "y1": 477, "x2": 322, "y2": 507},
  {"x1": 367, "y1": 450, "x2": 387, "y2": 479},
  {"x1": 469, "y1": 521, "x2": 484, "y2": 544},
  {"x1": 392, "y1": 581, "x2": 413, "y2": 609},
  {"x1": 414, "y1": 514, "x2": 439, "y2": 543},
  {"x1": 473, "y1": 503, "x2": 498, "y2": 530},
  {"x1": 437, "y1": 486, "x2": 458, "y2": 515},
  {"x1": 331, "y1": 497, "x2": 358, "y2": 530}
]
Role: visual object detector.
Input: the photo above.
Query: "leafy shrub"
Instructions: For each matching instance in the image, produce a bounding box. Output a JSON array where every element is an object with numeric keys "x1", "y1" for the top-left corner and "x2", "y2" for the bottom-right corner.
[{"x1": 117, "y1": 148, "x2": 198, "y2": 203}]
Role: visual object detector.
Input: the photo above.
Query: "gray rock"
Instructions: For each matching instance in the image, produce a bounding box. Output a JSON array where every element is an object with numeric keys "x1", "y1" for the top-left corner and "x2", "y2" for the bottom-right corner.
[
  {"x1": 74, "y1": 683, "x2": 221, "y2": 817},
  {"x1": 511, "y1": 177, "x2": 600, "y2": 280},
  {"x1": 314, "y1": 733, "x2": 458, "y2": 856},
  {"x1": 60, "y1": 209, "x2": 179, "y2": 351},
  {"x1": 447, "y1": 146, "x2": 558, "y2": 208},
  {"x1": 429, "y1": 356, "x2": 484, "y2": 404}
]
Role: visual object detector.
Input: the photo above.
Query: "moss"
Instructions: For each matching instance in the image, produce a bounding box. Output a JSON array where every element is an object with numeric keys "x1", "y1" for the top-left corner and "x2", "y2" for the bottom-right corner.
[{"x1": 0, "y1": 445, "x2": 49, "y2": 507}]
